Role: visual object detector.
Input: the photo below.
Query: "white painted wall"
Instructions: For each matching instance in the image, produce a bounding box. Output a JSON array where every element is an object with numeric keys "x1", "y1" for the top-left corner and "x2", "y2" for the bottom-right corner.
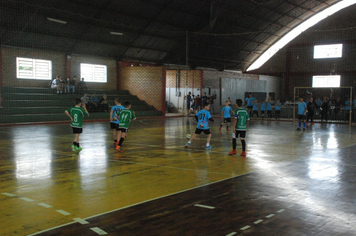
[{"x1": 259, "y1": 75, "x2": 281, "y2": 100}]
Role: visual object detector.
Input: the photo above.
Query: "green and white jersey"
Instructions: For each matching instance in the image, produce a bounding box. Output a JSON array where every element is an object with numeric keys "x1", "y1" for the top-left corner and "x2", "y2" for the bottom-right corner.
[
  {"x1": 118, "y1": 108, "x2": 136, "y2": 129},
  {"x1": 234, "y1": 108, "x2": 250, "y2": 131},
  {"x1": 66, "y1": 106, "x2": 89, "y2": 128}
]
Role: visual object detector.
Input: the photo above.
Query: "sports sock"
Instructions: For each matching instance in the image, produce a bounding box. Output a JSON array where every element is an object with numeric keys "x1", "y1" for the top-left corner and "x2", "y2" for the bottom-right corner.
[
  {"x1": 114, "y1": 139, "x2": 117, "y2": 143},
  {"x1": 206, "y1": 143, "x2": 210, "y2": 147},
  {"x1": 304, "y1": 122, "x2": 306, "y2": 128},
  {"x1": 188, "y1": 141, "x2": 191, "y2": 144},
  {"x1": 227, "y1": 126, "x2": 229, "y2": 128},
  {"x1": 77, "y1": 143, "x2": 80, "y2": 147},
  {"x1": 73, "y1": 142, "x2": 77, "y2": 146},
  {"x1": 241, "y1": 140, "x2": 246, "y2": 151},
  {"x1": 119, "y1": 138, "x2": 125, "y2": 146},
  {"x1": 298, "y1": 122, "x2": 301, "y2": 128},
  {"x1": 232, "y1": 138, "x2": 236, "y2": 150},
  {"x1": 220, "y1": 125, "x2": 223, "y2": 127}
]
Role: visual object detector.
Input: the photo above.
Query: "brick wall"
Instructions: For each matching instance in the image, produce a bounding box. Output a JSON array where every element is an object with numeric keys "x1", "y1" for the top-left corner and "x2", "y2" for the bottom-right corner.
[
  {"x1": 71, "y1": 55, "x2": 117, "y2": 90},
  {"x1": 1, "y1": 47, "x2": 66, "y2": 87},
  {"x1": 166, "y1": 70, "x2": 202, "y2": 89},
  {"x1": 120, "y1": 67, "x2": 163, "y2": 111}
]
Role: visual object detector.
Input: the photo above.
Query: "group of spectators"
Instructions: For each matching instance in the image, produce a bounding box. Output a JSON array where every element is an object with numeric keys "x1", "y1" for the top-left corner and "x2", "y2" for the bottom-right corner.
[
  {"x1": 50, "y1": 75, "x2": 88, "y2": 94},
  {"x1": 81, "y1": 93, "x2": 110, "y2": 112},
  {"x1": 186, "y1": 92, "x2": 215, "y2": 114}
]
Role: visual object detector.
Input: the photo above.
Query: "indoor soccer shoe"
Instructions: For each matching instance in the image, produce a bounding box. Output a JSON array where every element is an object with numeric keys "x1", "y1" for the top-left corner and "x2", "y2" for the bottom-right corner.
[
  {"x1": 205, "y1": 145, "x2": 213, "y2": 150},
  {"x1": 185, "y1": 142, "x2": 191, "y2": 148},
  {"x1": 241, "y1": 151, "x2": 246, "y2": 157},
  {"x1": 115, "y1": 145, "x2": 121, "y2": 151},
  {"x1": 75, "y1": 146, "x2": 82, "y2": 153},
  {"x1": 229, "y1": 150, "x2": 236, "y2": 155},
  {"x1": 71, "y1": 145, "x2": 76, "y2": 152}
]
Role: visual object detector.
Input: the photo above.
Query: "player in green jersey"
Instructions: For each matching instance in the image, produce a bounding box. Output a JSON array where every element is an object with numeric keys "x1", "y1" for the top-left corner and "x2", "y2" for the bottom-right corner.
[
  {"x1": 229, "y1": 99, "x2": 250, "y2": 156},
  {"x1": 115, "y1": 101, "x2": 136, "y2": 152},
  {"x1": 65, "y1": 98, "x2": 89, "y2": 153}
]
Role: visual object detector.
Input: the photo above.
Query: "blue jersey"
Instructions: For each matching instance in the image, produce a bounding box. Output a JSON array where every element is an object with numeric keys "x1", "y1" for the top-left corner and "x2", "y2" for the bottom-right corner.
[
  {"x1": 275, "y1": 102, "x2": 281, "y2": 111},
  {"x1": 298, "y1": 102, "x2": 307, "y2": 115},
  {"x1": 111, "y1": 105, "x2": 125, "y2": 124},
  {"x1": 345, "y1": 100, "x2": 351, "y2": 111},
  {"x1": 222, "y1": 106, "x2": 233, "y2": 118},
  {"x1": 266, "y1": 102, "x2": 272, "y2": 111},
  {"x1": 246, "y1": 97, "x2": 255, "y2": 106},
  {"x1": 315, "y1": 100, "x2": 322, "y2": 107},
  {"x1": 196, "y1": 110, "x2": 212, "y2": 130},
  {"x1": 252, "y1": 102, "x2": 259, "y2": 111},
  {"x1": 261, "y1": 103, "x2": 266, "y2": 111}
]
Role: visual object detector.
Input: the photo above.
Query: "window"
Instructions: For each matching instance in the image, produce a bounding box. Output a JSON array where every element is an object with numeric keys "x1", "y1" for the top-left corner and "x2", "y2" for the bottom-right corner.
[
  {"x1": 80, "y1": 63, "x2": 107, "y2": 83},
  {"x1": 313, "y1": 44, "x2": 343, "y2": 59},
  {"x1": 16, "y1": 57, "x2": 52, "y2": 80},
  {"x1": 312, "y1": 75, "x2": 340, "y2": 88}
]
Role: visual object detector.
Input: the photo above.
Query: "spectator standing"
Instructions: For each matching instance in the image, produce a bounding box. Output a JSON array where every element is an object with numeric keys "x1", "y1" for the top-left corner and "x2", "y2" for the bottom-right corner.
[
  {"x1": 186, "y1": 92, "x2": 192, "y2": 113},
  {"x1": 321, "y1": 97, "x2": 330, "y2": 122},
  {"x1": 306, "y1": 97, "x2": 316, "y2": 125},
  {"x1": 245, "y1": 93, "x2": 255, "y2": 117},
  {"x1": 195, "y1": 95, "x2": 201, "y2": 111},
  {"x1": 202, "y1": 92, "x2": 208, "y2": 107}
]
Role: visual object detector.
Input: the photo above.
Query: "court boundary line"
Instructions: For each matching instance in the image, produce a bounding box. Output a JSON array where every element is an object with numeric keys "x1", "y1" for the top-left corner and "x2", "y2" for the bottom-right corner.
[{"x1": 27, "y1": 173, "x2": 250, "y2": 235}]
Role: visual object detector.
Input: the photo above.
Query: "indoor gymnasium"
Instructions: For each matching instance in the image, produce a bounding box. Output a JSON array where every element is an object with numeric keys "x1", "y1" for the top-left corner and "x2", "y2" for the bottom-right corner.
[{"x1": 1, "y1": 0, "x2": 356, "y2": 235}]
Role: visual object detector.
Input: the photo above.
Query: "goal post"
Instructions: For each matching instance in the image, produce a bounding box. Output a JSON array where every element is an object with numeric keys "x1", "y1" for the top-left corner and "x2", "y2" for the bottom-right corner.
[{"x1": 293, "y1": 86, "x2": 353, "y2": 126}]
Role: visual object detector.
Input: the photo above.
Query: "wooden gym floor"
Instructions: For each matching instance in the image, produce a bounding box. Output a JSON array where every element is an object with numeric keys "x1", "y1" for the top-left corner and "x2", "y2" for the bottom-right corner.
[{"x1": 1, "y1": 117, "x2": 356, "y2": 235}]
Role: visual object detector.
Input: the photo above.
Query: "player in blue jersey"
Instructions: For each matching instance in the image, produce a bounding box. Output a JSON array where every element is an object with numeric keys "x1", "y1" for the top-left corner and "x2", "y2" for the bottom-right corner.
[
  {"x1": 110, "y1": 98, "x2": 126, "y2": 146},
  {"x1": 266, "y1": 98, "x2": 272, "y2": 119},
  {"x1": 260, "y1": 100, "x2": 266, "y2": 118},
  {"x1": 251, "y1": 99, "x2": 259, "y2": 118},
  {"x1": 296, "y1": 97, "x2": 307, "y2": 131},
  {"x1": 219, "y1": 101, "x2": 234, "y2": 131},
  {"x1": 275, "y1": 99, "x2": 281, "y2": 120},
  {"x1": 245, "y1": 93, "x2": 255, "y2": 116},
  {"x1": 185, "y1": 102, "x2": 214, "y2": 150}
]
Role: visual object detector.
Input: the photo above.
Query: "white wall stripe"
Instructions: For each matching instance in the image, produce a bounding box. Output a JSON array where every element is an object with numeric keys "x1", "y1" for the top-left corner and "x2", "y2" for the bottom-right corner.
[
  {"x1": 56, "y1": 210, "x2": 71, "y2": 216},
  {"x1": 2, "y1": 193, "x2": 16, "y2": 197},
  {"x1": 37, "y1": 203, "x2": 53, "y2": 208},
  {"x1": 90, "y1": 227, "x2": 108, "y2": 235},
  {"x1": 277, "y1": 209, "x2": 285, "y2": 213},
  {"x1": 73, "y1": 218, "x2": 89, "y2": 224},
  {"x1": 240, "y1": 225, "x2": 251, "y2": 231},
  {"x1": 20, "y1": 197, "x2": 34, "y2": 202},
  {"x1": 194, "y1": 204, "x2": 215, "y2": 209},
  {"x1": 266, "y1": 214, "x2": 275, "y2": 218}
]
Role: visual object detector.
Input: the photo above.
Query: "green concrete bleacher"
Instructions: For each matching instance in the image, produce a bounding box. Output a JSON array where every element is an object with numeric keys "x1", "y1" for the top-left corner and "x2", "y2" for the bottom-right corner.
[{"x1": 0, "y1": 87, "x2": 162, "y2": 124}]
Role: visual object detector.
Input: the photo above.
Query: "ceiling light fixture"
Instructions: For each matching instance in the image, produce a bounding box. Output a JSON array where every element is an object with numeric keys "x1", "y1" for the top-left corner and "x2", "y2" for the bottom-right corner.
[
  {"x1": 47, "y1": 17, "x2": 67, "y2": 24},
  {"x1": 247, "y1": 0, "x2": 356, "y2": 71},
  {"x1": 110, "y1": 32, "x2": 124, "y2": 36}
]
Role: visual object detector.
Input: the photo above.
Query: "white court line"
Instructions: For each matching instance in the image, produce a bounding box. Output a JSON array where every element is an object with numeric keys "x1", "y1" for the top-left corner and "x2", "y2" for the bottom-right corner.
[
  {"x1": 28, "y1": 174, "x2": 250, "y2": 235},
  {"x1": 254, "y1": 219, "x2": 263, "y2": 224},
  {"x1": 226, "y1": 232, "x2": 237, "y2": 236},
  {"x1": 56, "y1": 210, "x2": 71, "y2": 216},
  {"x1": 20, "y1": 197, "x2": 34, "y2": 202},
  {"x1": 73, "y1": 218, "x2": 89, "y2": 224},
  {"x1": 277, "y1": 209, "x2": 285, "y2": 213},
  {"x1": 37, "y1": 203, "x2": 53, "y2": 208},
  {"x1": 90, "y1": 227, "x2": 108, "y2": 235},
  {"x1": 194, "y1": 204, "x2": 215, "y2": 209},
  {"x1": 240, "y1": 225, "x2": 251, "y2": 231},
  {"x1": 266, "y1": 214, "x2": 275, "y2": 218},
  {"x1": 2, "y1": 193, "x2": 16, "y2": 197}
]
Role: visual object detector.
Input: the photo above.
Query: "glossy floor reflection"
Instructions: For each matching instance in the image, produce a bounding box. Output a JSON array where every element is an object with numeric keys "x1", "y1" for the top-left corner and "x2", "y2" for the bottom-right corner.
[{"x1": 0, "y1": 118, "x2": 355, "y2": 235}]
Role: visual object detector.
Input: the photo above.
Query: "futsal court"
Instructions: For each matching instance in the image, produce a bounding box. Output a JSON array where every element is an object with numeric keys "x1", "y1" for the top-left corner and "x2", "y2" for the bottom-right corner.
[{"x1": 1, "y1": 117, "x2": 356, "y2": 235}]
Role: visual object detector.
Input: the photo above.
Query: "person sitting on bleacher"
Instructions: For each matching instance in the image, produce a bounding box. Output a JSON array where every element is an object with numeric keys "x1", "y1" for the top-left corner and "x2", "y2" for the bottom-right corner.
[
  {"x1": 77, "y1": 78, "x2": 88, "y2": 94},
  {"x1": 59, "y1": 77, "x2": 67, "y2": 94},
  {"x1": 89, "y1": 93, "x2": 99, "y2": 112},
  {"x1": 99, "y1": 94, "x2": 109, "y2": 112},
  {"x1": 66, "y1": 77, "x2": 75, "y2": 94},
  {"x1": 51, "y1": 75, "x2": 63, "y2": 94}
]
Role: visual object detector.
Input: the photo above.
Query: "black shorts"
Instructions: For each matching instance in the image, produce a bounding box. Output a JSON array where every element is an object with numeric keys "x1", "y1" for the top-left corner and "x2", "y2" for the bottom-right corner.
[
  {"x1": 110, "y1": 122, "x2": 120, "y2": 130},
  {"x1": 235, "y1": 130, "x2": 246, "y2": 139},
  {"x1": 118, "y1": 128, "x2": 128, "y2": 133},
  {"x1": 298, "y1": 115, "x2": 306, "y2": 120},
  {"x1": 276, "y1": 110, "x2": 281, "y2": 115},
  {"x1": 247, "y1": 106, "x2": 253, "y2": 109},
  {"x1": 195, "y1": 128, "x2": 211, "y2": 135},
  {"x1": 267, "y1": 110, "x2": 272, "y2": 115},
  {"x1": 72, "y1": 127, "x2": 82, "y2": 134},
  {"x1": 261, "y1": 111, "x2": 265, "y2": 114},
  {"x1": 223, "y1": 118, "x2": 232, "y2": 123}
]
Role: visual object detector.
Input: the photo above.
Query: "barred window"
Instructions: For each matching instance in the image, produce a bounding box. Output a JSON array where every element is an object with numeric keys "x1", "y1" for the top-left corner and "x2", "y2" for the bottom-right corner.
[
  {"x1": 16, "y1": 57, "x2": 52, "y2": 80},
  {"x1": 313, "y1": 75, "x2": 340, "y2": 88},
  {"x1": 80, "y1": 63, "x2": 107, "y2": 83}
]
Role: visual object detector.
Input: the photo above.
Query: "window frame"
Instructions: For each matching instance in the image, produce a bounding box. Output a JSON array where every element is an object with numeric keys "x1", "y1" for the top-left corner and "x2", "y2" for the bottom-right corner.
[
  {"x1": 313, "y1": 44, "x2": 343, "y2": 59},
  {"x1": 80, "y1": 63, "x2": 107, "y2": 83},
  {"x1": 312, "y1": 75, "x2": 341, "y2": 88},
  {"x1": 16, "y1": 57, "x2": 52, "y2": 80}
]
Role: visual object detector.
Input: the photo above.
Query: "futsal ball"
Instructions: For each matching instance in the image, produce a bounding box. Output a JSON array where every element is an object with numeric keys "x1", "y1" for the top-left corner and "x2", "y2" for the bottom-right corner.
[{"x1": 186, "y1": 134, "x2": 191, "y2": 139}]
